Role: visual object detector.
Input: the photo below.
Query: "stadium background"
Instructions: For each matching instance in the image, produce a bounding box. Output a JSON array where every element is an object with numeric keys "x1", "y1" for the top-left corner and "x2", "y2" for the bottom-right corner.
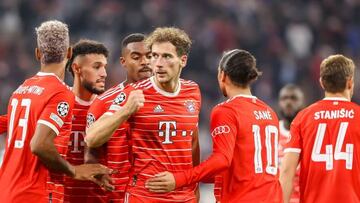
[{"x1": 0, "y1": 0, "x2": 360, "y2": 202}]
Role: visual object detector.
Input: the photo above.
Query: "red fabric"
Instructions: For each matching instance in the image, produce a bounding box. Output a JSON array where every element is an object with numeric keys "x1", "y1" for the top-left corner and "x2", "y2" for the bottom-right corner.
[
  {"x1": 86, "y1": 82, "x2": 130, "y2": 202},
  {"x1": 285, "y1": 98, "x2": 360, "y2": 203},
  {"x1": 108, "y1": 77, "x2": 201, "y2": 202},
  {"x1": 174, "y1": 95, "x2": 283, "y2": 203},
  {"x1": 0, "y1": 72, "x2": 74, "y2": 203}
]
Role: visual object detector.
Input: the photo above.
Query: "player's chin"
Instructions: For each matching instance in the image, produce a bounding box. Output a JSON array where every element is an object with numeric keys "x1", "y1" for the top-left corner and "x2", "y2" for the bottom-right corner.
[
  {"x1": 138, "y1": 71, "x2": 153, "y2": 80},
  {"x1": 92, "y1": 87, "x2": 106, "y2": 95}
]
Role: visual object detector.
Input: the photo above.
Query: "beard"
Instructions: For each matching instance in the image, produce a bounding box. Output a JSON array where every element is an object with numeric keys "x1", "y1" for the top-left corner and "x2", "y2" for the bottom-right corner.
[
  {"x1": 279, "y1": 109, "x2": 300, "y2": 123},
  {"x1": 82, "y1": 80, "x2": 105, "y2": 95}
]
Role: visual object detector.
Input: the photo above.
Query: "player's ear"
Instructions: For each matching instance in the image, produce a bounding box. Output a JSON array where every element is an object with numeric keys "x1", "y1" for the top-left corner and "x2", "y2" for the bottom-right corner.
[
  {"x1": 120, "y1": 56, "x2": 127, "y2": 69},
  {"x1": 319, "y1": 77, "x2": 325, "y2": 90},
  {"x1": 347, "y1": 77, "x2": 354, "y2": 90},
  {"x1": 66, "y1": 47, "x2": 72, "y2": 59},
  {"x1": 180, "y1": 55, "x2": 187, "y2": 68},
  {"x1": 35, "y1": 48, "x2": 41, "y2": 61},
  {"x1": 72, "y1": 63, "x2": 80, "y2": 75}
]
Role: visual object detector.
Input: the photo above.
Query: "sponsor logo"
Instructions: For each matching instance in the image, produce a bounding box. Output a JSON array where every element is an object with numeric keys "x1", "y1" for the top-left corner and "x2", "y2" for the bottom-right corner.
[
  {"x1": 57, "y1": 102, "x2": 69, "y2": 117},
  {"x1": 154, "y1": 105, "x2": 164, "y2": 113},
  {"x1": 211, "y1": 125, "x2": 230, "y2": 137},
  {"x1": 114, "y1": 92, "x2": 126, "y2": 104}
]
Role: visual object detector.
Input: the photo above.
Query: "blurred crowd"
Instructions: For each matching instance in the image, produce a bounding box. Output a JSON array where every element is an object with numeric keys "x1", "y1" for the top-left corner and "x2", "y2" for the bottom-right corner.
[{"x1": 1, "y1": 1, "x2": 360, "y2": 194}]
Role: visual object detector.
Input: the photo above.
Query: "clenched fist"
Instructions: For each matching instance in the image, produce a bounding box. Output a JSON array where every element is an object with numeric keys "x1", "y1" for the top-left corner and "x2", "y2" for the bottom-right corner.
[{"x1": 123, "y1": 90, "x2": 145, "y2": 116}]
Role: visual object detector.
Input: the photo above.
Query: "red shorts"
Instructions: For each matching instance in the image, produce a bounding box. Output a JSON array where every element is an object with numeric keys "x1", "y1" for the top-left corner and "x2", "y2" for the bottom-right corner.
[{"x1": 124, "y1": 193, "x2": 197, "y2": 203}]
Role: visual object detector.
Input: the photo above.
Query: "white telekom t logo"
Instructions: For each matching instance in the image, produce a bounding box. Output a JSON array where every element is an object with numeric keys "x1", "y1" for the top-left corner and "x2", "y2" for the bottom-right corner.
[
  {"x1": 159, "y1": 121, "x2": 177, "y2": 144},
  {"x1": 70, "y1": 131, "x2": 85, "y2": 153}
]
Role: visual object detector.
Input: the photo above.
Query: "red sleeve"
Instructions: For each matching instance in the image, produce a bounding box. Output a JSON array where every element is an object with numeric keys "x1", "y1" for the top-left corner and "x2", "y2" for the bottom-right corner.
[
  {"x1": 37, "y1": 91, "x2": 75, "y2": 136},
  {"x1": 86, "y1": 98, "x2": 106, "y2": 130},
  {"x1": 174, "y1": 105, "x2": 237, "y2": 188},
  {"x1": 105, "y1": 86, "x2": 135, "y2": 115},
  {"x1": 284, "y1": 111, "x2": 302, "y2": 154},
  {"x1": 0, "y1": 114, "x2": 7, "y2": 134}
]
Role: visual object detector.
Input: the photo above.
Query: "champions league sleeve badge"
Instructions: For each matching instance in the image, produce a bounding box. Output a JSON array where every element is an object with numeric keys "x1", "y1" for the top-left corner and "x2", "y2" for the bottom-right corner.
[
  {"x1": 114, "y1": 92, "x2": 126, "y2": 104},
  {"x1": 57, "y1": 102, "x2": 70, "y2": 117}
]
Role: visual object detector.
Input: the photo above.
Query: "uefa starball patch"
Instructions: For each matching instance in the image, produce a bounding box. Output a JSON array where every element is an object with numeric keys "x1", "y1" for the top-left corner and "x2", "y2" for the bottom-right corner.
[
  {"x1": 86, "y1": 113, "x2": 96, "y2": 128},
  {"x1": 57, "y1": 102, "x2": 70, "y2": 117},
  {"x1": 114, "y1": 92, "x2": 126, "y2": 104}
]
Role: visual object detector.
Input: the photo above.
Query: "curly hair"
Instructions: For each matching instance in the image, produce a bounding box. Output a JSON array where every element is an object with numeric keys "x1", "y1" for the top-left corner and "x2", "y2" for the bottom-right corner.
[
  {"x1": 35, "y1": 20, "x2": 69, "y2": 64},
  {"x1": 145, "y1": 27, "x2": 192, "y2": 56}
]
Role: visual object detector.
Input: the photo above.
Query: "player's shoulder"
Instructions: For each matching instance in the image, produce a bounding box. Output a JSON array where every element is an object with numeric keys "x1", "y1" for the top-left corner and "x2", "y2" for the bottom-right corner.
[
  {"x1": 180, "y1": 78, "x2": 199, "y2": 87},
  {"x1": 97, "y1": 82, "x2": 125, "y2": 101},
  {"x1": 128, "y1": 78, "x2": 152, "y2": 90}
]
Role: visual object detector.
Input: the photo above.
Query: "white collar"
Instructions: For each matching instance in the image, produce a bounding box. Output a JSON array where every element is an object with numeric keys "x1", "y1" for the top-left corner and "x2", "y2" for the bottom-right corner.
[
  {"x1": 75, "y1": 96, "x2": 96, "y2": 106},
  {"x1": 323, "y1": 97, "x2": 349, "y2": 101},
  {"x1": 150, "y1": 76, "x2": 181, "y2": 97},
  {"x1": 232, "y1": 94, "x2": 257, "y2": 99},
  {"x1": 36, "y1": 72, "x2": 62, "y2": 83}
]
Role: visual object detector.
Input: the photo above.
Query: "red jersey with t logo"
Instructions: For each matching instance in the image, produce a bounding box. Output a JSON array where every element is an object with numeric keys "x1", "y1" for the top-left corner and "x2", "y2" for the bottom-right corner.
[
  {"x1": 0, "y1": 72, "x2": 74, "y2": 203},
  {"x1": 285, "y1": 98, "x2": 360, "y2": 203},
  {"x1": 106, "y1": 77, "x2": 201, "y2": 202},
  {"x1": 87, "y1": 82, "x2": 130, "y2": 202},
  {"x1": 47, "y1": 95, "x2": 106, "y2": 203},
  {"x1": 174, "y1": 95, "x2": 283, "y2": 203}
]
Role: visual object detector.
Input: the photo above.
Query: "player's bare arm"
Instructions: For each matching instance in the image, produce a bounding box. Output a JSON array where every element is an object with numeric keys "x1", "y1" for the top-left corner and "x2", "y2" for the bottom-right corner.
[
  {"x1": 85, "y1": 90, "x2": 144, "y2": 147},
  {"x1": 280, "y1": 152, "x2": 300, "y2": 203},
  {"x1": 31, "y1": 123, "x2": 115, "y2": 189}
]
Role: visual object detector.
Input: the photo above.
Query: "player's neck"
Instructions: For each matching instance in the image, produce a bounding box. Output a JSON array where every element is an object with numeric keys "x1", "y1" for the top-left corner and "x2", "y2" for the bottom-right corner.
[
  {"x1": 324, "y1": 91, "x2": 350, "y2": 101},
  {"x1": 40, "y1": 62, "x2": 66, "y2": 81},
  {"x1": 72, "y1": 78, "x2": 95, "y2": 102},
  {"x1": 227, "y1": 87, "x2": 252, "y2": 99},
  {"x1": 154, "y1": 78, "x2": 179, "y2": 93}
]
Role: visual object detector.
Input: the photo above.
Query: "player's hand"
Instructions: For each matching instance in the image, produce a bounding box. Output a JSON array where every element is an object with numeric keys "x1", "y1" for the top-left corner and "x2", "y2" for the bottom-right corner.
[
  {"x1": 72, "y1": 164, "x2": 116, "y2": 190},
  {"x1": 123, "y1": 90, "x2": 145, "y2": 116},
  {"x1": 145, "y1": 171, "x2": 176, "y2": 193}
]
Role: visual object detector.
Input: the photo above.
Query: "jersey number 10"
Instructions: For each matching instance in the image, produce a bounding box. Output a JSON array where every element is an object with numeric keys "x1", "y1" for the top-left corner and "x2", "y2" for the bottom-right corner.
[
  {"x1": 311, "y1": 122, "x2": 353, "y2": 170},
  {"x1": 252, "y1": 125, "x2": 279, "y2": 175}
]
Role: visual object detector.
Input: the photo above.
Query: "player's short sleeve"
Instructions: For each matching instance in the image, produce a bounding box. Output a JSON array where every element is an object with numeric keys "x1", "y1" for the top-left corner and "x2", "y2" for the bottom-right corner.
[
  {"x1": 210, "y1": 105, "x2": 238, "y2": 163},
  {"x1": 86, "y1": 98, "x2": 106, "y2": 129},
  {"x1": 105, "y1": 85, "x2": 135, "y2": 116},
  {"x1": 284, "y1": 112, "x2": 302, "y2": 154},
  {"x1": 0, "y1": 114, "x2": 7, "y2": 134},
  {"x1": 38, "y1": 90, "x2": 75, "y2": 136}
]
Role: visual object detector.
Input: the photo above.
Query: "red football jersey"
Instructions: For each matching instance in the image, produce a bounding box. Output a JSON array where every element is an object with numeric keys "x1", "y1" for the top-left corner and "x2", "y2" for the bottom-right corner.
[
  {"x1": 174, "y1": 95, "x2": 283, "y2": 203},
  {"x1": 278, "y1": 120, "x2": 300, "y2": 203},
  {"x1": 0, "y1": 72, "x2": 74, "y2": 203},
  {"x1": 107, "y1": 77, "x2": 201, "y2": 202},
  {"x1": 86, "y1": 82, "x2": 130, "y2": 202},
  {"x1": 46, "y1": 96, "x2": 105, "y2": 203},
  {"x1": 0, "y1": 114, "x2": 7, "y2": 134},
  {"x1": 285, "y1": 98, "x2": 360, "y2": 203}
]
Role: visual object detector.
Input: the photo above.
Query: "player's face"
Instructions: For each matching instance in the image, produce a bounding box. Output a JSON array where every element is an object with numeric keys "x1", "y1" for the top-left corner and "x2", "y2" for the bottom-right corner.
[
  {"x1": 151, "y1": 42, "x2": 187, "y2": 84},
  {"x1": 121, "y1": 41, "x2": 152, "y2": 82},
  {"x1": 278, "y1": 88, "x2": 304, "y2": 121},
  {"x1": 78, "y1": 54, "x2": 107, "y2": 94}
]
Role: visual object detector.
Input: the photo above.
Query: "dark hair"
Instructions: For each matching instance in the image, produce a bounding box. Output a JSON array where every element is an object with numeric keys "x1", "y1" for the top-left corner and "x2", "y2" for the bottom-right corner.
[
  {"x1": 121, "y1": 33, "x2": 146, "y2": 54},
  {"x1": 219, "y1": 49, "x2": 262, "y2": 87},
  {"x1": 66, "y1": 39, "x2": 109, "y2": 76},
  {"x1": 320, "y1": 54, "x2": 355, "y2": 93}
]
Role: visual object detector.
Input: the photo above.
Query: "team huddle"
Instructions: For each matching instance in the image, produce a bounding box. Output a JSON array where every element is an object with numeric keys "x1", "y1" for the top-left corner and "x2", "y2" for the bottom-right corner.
[{"x1": 0, "y1": 19, "x2": 359, "y2": 203}]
